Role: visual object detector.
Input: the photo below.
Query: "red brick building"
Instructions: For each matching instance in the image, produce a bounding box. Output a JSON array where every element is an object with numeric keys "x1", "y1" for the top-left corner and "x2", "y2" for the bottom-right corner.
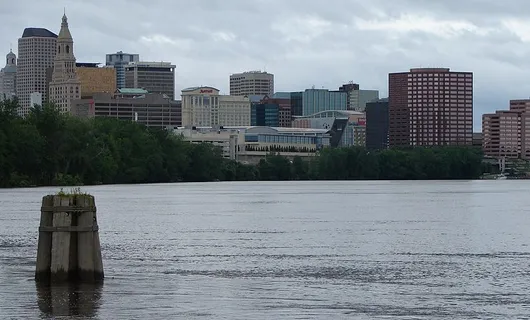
[{"x1": 388, "y1": 68, "x2": 473, "y2": 147}]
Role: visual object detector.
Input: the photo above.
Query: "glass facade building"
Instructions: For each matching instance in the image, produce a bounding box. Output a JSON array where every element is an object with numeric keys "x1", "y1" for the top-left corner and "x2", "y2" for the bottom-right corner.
[
  {"x1": 302, "y1": 89, "x2": 347, "y2": 116},
  {"x1": 251, "y1": 103, "x2": 279, "y2": 127}
]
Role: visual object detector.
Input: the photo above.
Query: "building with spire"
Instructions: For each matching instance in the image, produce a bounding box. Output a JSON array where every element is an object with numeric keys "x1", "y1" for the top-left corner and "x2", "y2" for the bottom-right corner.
[
  {"x1": 0, "y1": 49, "x2": 17, "y2": 101},
  {"x1": 49, "y1": 13, "x2": 81, "y2": 113},
  {"x1": 16, "y1": 27, "x2": 57, "y2": 115}
]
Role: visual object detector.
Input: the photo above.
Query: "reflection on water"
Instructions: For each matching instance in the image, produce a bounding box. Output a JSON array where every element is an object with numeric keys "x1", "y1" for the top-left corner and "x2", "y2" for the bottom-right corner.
[
  {"x1": 36, "y1": 283, "x2": 102, "y2": 318},
  {"x1": 1, "y1": 181, "x2": 530, "y2": 318}
]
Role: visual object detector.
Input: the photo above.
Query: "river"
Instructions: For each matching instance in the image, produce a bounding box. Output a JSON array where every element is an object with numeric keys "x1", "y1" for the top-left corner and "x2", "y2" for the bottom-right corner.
[{"x1": 1, "y1": 181, "x2": 529, "y2": 319}]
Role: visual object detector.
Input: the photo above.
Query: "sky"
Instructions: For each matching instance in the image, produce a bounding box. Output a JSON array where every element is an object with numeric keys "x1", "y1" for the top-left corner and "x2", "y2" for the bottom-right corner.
[{"x1": 2, "y1": 0, "x2": 530, "y2": 131}]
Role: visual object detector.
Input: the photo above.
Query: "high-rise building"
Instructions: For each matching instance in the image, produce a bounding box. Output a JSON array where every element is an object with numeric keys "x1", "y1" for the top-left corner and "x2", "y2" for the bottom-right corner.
[
  {"x1": 366, "y1": 98, "x2": 389, "y2": 150},
  {"x1": 302, "y1": 89, "x2": 347, "y2": 116},
  {"x1": 105, "y1": 51, "x2": 139, "y2": 89},
  {"x1": 230, "y1": 71, "x2": 274, "y2": 96},
  {"x1": 16, "y1": 28, "x2": 57, "y2": 115},
  {"x1": 388, "y1": 68, "x2": 473, "y2": 147},
  {"x1": 482, "y1": 99, "x2": 530, "y2": 159},
  {"x1": 48, "y1": 13, "x2": 81, "y2": 113},
  {"x1": 339, "y1": 83, "x2": 379, "y2": 111},
  {"x1": 0, "y1": 49, "x2": 17, "y2": 101},
  {"x1": 181, "y1": 86, "x2": 251, "y2": 127},
  {"x1": 125, "y1": 61, "x2": 175, "y2": 99}
]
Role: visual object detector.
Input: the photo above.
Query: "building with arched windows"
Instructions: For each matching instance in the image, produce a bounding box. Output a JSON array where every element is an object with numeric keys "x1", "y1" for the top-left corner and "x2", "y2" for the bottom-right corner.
[
  {"x1": 0, "y1": 49, "x2": 17, "y2": 101},
  {"x1": 48, "y1": 13, "x2": 81, "y2": 113}
]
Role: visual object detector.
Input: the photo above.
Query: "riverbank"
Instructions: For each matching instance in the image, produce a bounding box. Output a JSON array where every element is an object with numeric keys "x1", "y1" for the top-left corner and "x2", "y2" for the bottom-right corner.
[{"x1": 2, "y1": 102, "x2": 486, "y2": 188}]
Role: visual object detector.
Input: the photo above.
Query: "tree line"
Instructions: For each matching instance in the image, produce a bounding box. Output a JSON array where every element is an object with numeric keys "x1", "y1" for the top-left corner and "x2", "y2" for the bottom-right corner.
[{"x1": 0, "y1": 100, "x2": 485, "y2": 187}]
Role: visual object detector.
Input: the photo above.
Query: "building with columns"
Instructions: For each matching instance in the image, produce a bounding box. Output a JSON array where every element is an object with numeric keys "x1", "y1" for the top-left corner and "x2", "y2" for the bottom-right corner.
[
  {"x1": 181, "y1": 86, "x2": 251, "y2": 127},
  {"x1": 48, "y1": 13, "x2": 81, "y2": 113},
  {"x1": 0, "y1": 49, "x2": 17, "y2": 101}
]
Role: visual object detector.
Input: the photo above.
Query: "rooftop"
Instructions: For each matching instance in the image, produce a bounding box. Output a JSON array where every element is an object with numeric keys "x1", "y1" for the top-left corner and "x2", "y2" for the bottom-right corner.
[
  {"x1": 21, "y1": 28, "x2": 57, "y2": 38},
  {"x1": 76, "y1": 62, "x2": 101, "y2": 68},
  {"x1": 181, "y1": 86, "x2": 219, "y2": 92},
  {"x1": 116, "y1": 88, "x2": 149, "y2": 94}
]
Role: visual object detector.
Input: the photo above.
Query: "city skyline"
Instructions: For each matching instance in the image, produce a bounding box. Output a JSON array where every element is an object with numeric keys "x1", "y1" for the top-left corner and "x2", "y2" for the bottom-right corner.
[{"x1": 3, "y1": 1, "x2": 530, "y2": 131}]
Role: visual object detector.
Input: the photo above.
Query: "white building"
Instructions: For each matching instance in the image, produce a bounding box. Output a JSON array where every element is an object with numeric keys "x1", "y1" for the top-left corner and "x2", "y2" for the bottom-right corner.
[
  {"x1": 30, "y1": 92, "x2": 42, "y2": 107},
  {"x1": 174, "y1": 127, "x2": 245, "y2": 160},
  {"x1": 230, "y1": 71, "x2": 274, "y2": 96},
  {"x1": 16, "y1": 27, "x2": 57, "y2": 115},
  {"x1": 0, "y1": 49, "x2": 17, "y2": 101},
  {"x1": 181, "y1": 86, "x2": 251, "y2": 127},
  {"x1": 49, "y1": 13, "x2": 81, "y2": 113}
]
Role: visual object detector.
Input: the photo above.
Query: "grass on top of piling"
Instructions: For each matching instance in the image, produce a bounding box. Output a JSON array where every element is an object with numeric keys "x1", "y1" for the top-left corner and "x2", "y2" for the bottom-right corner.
[{"x1": 56, "y1": 187, "x2": 91, "y2": 198}]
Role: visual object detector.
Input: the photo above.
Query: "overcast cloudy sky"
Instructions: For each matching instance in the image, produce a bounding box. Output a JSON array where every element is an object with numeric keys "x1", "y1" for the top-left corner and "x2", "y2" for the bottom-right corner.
[{"x1": 2, "y1": 0, "x2": 530, "y2": 131}]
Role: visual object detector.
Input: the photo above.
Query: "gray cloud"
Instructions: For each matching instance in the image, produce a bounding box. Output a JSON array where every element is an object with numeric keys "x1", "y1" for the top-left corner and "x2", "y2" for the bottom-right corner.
[{"x1": 3, "y1": 0, "x2": 530, "y2": 131}]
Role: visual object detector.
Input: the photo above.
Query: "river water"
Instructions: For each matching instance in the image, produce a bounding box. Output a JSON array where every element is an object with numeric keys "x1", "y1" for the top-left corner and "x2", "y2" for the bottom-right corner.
[{"x1": 1, "y1": 181, "x2": 529, "y2": 319}]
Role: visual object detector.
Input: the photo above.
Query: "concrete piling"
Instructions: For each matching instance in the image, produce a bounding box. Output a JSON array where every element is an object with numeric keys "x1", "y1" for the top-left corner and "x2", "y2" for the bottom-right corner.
[{"x1": 35, "y1": 193, "x2": 104, "y2": 284}]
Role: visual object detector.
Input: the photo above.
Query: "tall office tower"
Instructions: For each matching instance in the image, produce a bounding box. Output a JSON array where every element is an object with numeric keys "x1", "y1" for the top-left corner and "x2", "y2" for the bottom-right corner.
[
  {"x1": 124, "y1": 61, "x2": 176, "y2": 99},
  {"x1": 388, "y1": 68, "x2": 473, "y2": 147},
  {"x1": 48, "y1": 13, "x2": 81, "y2": 113},
  {"x1": 365, "y1": 98, "x2": 389, "y2": 150},
  {"x1": 16, "y1": 28, "x2": 57, "y2": 115},
  {"x1": 229, "y1": 71, "x2": 274, "y2": 96},
  {"x1": 0, "y1": 49, "x2": 17, "y2": 101},
  {"x1": 338, "y1": 82, "x2": 379, "y2": 111},
  {"x1": 106, "y1": 51, "x2": 139, "y2": 89}
]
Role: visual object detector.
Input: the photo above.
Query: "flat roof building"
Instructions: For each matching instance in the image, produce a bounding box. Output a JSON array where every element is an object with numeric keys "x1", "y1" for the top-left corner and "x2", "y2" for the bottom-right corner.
[
  {"x1": 389, "y1": 68, "x2": 473, "y2": 147},
  {"x1": 71, "y1": 92, "x2": 181, "y2": 129},
  {"x1": 181, "y1": 86, "x2": 251, "y2": 127},
  {"x1": 125, "y1": 61, "x2": 175, "y2": 99},
  {"x1": 230, "y1": 71, "x2": 274, "y2": 96}
]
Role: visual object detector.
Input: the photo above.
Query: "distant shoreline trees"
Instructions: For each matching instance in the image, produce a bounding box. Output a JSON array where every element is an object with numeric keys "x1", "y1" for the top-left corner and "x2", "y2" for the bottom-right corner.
[{"x1": 0, "y1": 99, "x2": 485, "y2": 188}]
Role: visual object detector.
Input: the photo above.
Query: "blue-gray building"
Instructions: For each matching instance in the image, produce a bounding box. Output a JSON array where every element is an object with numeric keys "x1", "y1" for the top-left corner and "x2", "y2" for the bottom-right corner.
[
  {"x1": 251, "y1": 103, "x2": 279, "y2": 127},
  {"x1": 105, "y1": 51, "x2": 139, "y2": 89},
  {"x1": 366, "y1": 98, "x2": 389, "y2": 150},
  {"x1": 302, "y1": 89, "x2": 347, "y2": 116}
]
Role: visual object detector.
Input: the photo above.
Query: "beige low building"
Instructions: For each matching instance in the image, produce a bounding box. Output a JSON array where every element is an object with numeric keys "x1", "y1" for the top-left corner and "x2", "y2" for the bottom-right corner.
[
  {"x1": 174, "y1": 126, "x2": 330, "y2": 164},
  {"x1": 181, "y1": 86, "x2": 251, "y2": 127},
  {"x1": 174, "y1": 127, "x2": 245, "y2": 160},
  {"x1": 76, "y1": 65, "x2": 116, "y2": 98}
]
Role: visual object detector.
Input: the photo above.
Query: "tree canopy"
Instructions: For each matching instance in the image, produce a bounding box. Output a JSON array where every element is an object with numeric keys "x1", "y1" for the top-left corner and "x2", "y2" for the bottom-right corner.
[{"x1": 0, "y1": 99, "x2": 485, "y2": 188}]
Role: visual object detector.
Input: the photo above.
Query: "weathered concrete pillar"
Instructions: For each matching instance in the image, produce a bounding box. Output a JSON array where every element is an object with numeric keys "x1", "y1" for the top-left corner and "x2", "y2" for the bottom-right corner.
[{"x1": 35, "y1": 193, "x2": 104, "y2": 284}]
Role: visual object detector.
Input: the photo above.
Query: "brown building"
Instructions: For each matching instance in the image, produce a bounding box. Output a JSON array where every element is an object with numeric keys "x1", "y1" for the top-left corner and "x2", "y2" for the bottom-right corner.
[
  {"x1": 71, "y1": 91, "x2": 181, "y2": 129},
  {"x1": 388, "y1": 68, "x2": 473, "y2": 147},
  {"x1": 482, "y1": 99, "x2": 530, "y2": 159},
  {"x1": 261, "y1": 95, "x2": 292, "y2": 127},
  {"x1": 76, "y1": 63, "x2": 116, "y2": 98}
]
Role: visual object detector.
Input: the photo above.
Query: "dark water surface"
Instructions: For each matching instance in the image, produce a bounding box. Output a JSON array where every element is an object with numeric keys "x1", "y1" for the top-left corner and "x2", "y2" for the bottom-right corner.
[{"x1": 1, "y1": 181, "x2": 530, "y2": 319}]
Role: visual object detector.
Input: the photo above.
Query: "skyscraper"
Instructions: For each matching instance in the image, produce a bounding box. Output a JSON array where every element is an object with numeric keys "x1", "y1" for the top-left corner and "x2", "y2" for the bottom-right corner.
[
  {"x1": 124, "y1": 61, "x2": 175, "y2": 99},
  {"x1": 388, "y1": 68, "x2": 473, "y2": 147},
  {"x1": 229, "y1": 71, "x2": 274, "y2": 96},
  {"x1": 106, "y1": 51, "x2": 139, "y2": 89},
  {"x1": 338, "y1": 83, "x2": 379, "y2": 111},
  {"x1": 0, "y1": 49, "x2": 17, "y2": 101},
  {"x1": 16, "y1": 27, "x2": 57, "y2": 115},
  {"x1": 365, "y1": 98, "x2": 389, "y2": 150},
  {"x1": 48, "y1": 13, "x2": 81, "y2": 113}
]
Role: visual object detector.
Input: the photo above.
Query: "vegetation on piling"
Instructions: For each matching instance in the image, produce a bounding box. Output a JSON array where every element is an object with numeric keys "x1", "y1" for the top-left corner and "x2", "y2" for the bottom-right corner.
[{"x1": 0, "y1": 98, "x2": 486, "y2": 187}]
